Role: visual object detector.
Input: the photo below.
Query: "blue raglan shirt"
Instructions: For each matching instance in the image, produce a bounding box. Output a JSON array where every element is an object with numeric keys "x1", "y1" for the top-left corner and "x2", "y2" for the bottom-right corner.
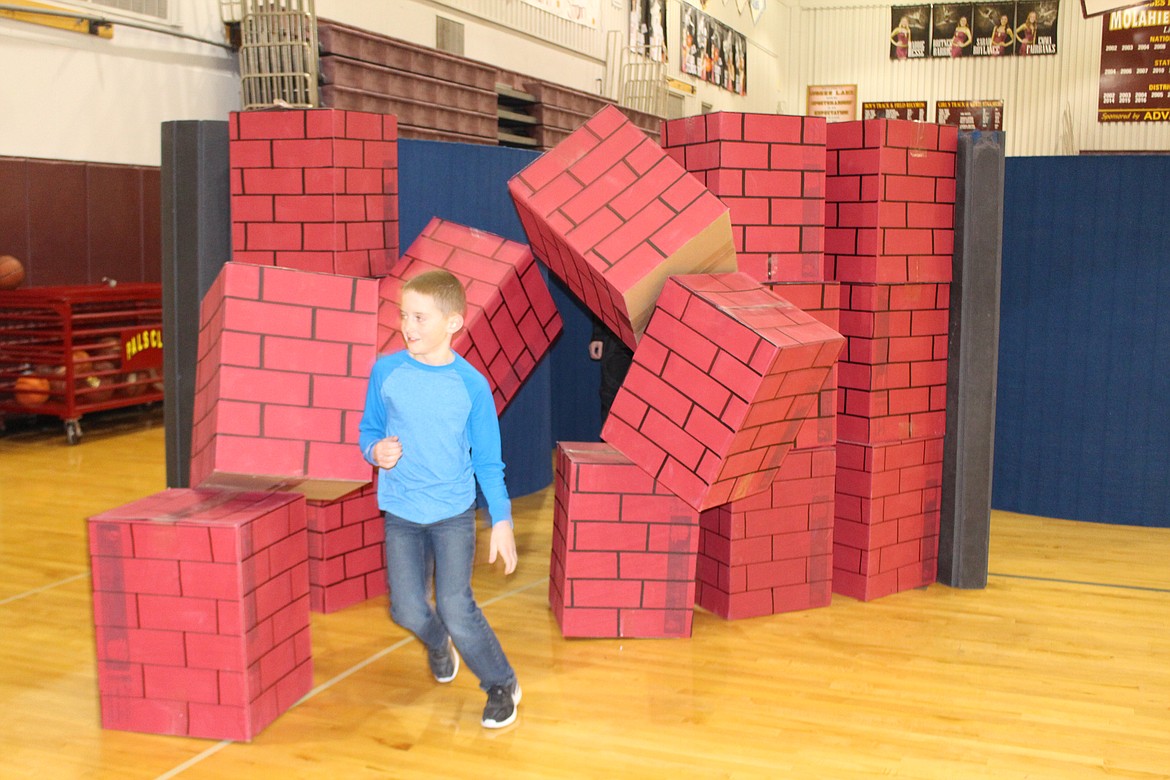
[{"x1": 358, "y1": 350, "x2": 511, "y2": 526}]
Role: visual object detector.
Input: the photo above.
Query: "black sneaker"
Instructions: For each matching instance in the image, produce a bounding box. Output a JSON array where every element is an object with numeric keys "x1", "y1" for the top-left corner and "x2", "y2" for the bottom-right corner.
[
  {"x1": 481, "y1": 680, "x2": 522, "y2": 728},
  {"x1": 428, "y1": 639, "x2": 459, "y2": 684}
]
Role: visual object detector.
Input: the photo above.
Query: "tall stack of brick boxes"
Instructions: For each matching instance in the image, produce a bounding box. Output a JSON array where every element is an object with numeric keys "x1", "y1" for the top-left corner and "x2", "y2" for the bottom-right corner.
[
  {"x1": 511, "y1": 108, "x2": 846, "y2": 636},
  {"x1": 661, "y1": 112, "x2": 843, "y2": 620},
  {"x1": 229, "y1": 108, "x2": 399, "y2": 277},
  {"x1": 825, "y1": 120, "x2": 957, "y2": 601},
  {"x1": 509, "y1": 106, "x2": 740, "y2": 638}
]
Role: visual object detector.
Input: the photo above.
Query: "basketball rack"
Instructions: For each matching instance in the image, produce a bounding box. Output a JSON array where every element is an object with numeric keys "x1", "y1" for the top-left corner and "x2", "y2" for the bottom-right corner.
[{"x1": 0, "y1": 284, "x2": 164, "y2": 444}]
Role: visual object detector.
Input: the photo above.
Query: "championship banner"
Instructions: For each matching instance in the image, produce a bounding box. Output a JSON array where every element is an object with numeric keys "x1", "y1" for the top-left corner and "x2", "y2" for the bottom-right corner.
[
  {"x1": 1098, "y1": 0, "x2": 1170, "y2": 122},
  {"x1": 863, "y1": 101, "x2": 929, "y2": 120},
  {"x1": 521, "y1": 0, "x2": 600, "y2": 28},
  {"x1": 891, "y1": 5, "x2": 932, "y2": 59},
  {"x1": 630, "y1": 0, "x2": 668, "y2": 62},
  {"x1": 681, "y1": 2, "x2": 749, "y2": 94},
  {"x1": 936, "y1": 99, "x2": 1004, "y2": 130},
  {"x1": 807, "y1": 85, "x2": 858, "y2": 122},
  {"x1": 932, "y1": 4, "x2": 975, "y2": 58}
]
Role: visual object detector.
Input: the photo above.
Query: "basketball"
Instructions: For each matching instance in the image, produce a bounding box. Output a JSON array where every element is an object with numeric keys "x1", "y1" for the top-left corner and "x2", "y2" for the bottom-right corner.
[
  {"x1": 14, "y1": 374, "x2": 50, "y2": 406},
  {"x1": 90, "y1": 337, "x2": 121, "y2": 362},
  {"x1": 119, "y1": 370, "x2": 146, "y2": 398},
  {"x1": 83, "y1": 361, "x2": 116, "y2": 403},
  {"x1": 71, "y1": 349, "x2": 92, "y2": 374},
  {"x1": 0, "y1": 255, "x2": 25, "y2": 290}
]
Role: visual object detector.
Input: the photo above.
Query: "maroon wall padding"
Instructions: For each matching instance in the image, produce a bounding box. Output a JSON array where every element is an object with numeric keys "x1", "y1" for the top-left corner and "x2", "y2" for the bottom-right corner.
[{"x1": 0, "y1": 155, "x2": 160, "y2": 288}]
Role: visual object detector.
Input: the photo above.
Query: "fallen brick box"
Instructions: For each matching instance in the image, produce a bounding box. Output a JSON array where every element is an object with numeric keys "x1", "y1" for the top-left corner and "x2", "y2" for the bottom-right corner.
[
  {"x1": 603, "y1": 272, "x2": 845, "y2": 512},
  {"x1": 508, "y1": 104, "x2": 736, "y2": 348}
]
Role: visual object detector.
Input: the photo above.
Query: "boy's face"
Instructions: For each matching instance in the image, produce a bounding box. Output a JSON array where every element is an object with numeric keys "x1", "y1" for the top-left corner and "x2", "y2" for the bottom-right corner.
[{"x1": 399, "y1": 289, "x2": 463, "y2": 365}]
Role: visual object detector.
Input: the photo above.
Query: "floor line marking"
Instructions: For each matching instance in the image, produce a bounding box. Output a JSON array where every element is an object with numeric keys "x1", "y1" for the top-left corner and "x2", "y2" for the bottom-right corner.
[
  {"x1": 0, "y1": 573, "x2": 88, "y2": 606},
  {"x1": 989, "y1": 571, "x2": 1170, "y2": 594},
  {"x1": 154, "y1": 744, "x2": 232, "y2": 780},
  {"x1": 155, "y1": 574, "x2": 550, "y2": 779}
]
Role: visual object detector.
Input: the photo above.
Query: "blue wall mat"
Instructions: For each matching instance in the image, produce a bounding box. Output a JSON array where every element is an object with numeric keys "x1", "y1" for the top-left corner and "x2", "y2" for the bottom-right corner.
[
  {"x1": 548, "y1": 273, "x2": 603, "y2": 444},
  {"x1": 995, "y1": 155, "x2": 1170, "y2": 527},
  {"x1": 396, "y1": 140, "x2": 601, "y2": 497}
]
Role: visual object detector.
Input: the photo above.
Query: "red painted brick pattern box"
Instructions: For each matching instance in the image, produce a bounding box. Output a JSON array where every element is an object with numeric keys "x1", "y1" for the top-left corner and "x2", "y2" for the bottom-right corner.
[
  {"x1": 662, "y1": 112, "x2": 827, "y2": 284},
  {"x1": 550, "y1": 442, "x2": 700, "y2": 638},
  {"x1": 832, "y1": 438, "x2": 943, "y2": 601},
  {"x1": 376, "y1": 218, "x2": 563, "y2": 413},
  {"x1": 189, "y1": 262, "x2": 379, "y2": 501},
  {"x1": 696, "y1": 446, "x2": 836, "y2": 620},
  {"x1": 824, "y1": 120, "x2": 954, "y2": 603},
  {"x1": 602, "y1": 272, "x2": 844, "y2": 512},
  {"x1": 508, "y1": 105, "x2": 736, "y2": 348},
  {"x1": 835, "y1": 281, "x2": 950, "y2": 445},
  {"x1": 766, "y1": 282, "x2": 842, "y2": 451},
  {"x1": 88, "y1": 488, "x2": 311, "y2": 741},
  {"x1": 230, "y1": 108, "x2": 398, "y2": 277},
  {"x1": 825, "y1": 119, "x2": 957, "y2": 285},
  {"x1": 306, "y1": 483, "x2": 386, "y2": 613}
]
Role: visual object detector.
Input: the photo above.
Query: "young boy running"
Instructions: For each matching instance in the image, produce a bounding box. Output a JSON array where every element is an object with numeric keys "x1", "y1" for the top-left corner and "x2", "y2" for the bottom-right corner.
[{"x1": 358, "y1": 269, "x2": 521, "y2": 728}]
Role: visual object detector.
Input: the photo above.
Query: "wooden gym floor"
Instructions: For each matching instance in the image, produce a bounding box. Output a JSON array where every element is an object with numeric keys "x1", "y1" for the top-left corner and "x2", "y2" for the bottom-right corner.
[{"x1": 1, "y1": 408, "x2": 1167, "y2": 779}]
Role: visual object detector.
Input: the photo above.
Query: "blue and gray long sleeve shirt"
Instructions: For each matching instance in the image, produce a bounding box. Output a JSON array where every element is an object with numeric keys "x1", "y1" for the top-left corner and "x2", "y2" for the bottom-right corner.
[{"x1": 358, "y1": 350, "x2": 511, "y2": 526}]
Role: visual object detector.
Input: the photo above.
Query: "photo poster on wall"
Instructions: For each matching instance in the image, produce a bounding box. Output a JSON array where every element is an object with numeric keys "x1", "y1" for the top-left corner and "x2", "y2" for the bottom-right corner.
[
  {"x1": 891, "y1": 5, "x2": 932, "y2": 59},
  {"x1": 936, "y1": 98, "x2": 1004, "y2": 129},
  {"x1": 971, "y1": 2, "x2": 1019, "y2": 56},
  {"x1": 630, "y1": 0, "x2": 668, "y2": 61},
  {"x1": 863, "y1": 100, "x2": 929, "y2": 120},
  {"x1": 1098, "y1": 1, "x2": 1170, "y2": 122},
  {"x1": 931, "y1": 4, "x2": 975, "y2": 57},
  {"x1": 681, "y1": 2, "x2": 749, "y2": 95},
  {"x1": 891, "y1": 2, "x2": 1058, "y2": 59},
  {"x1": 1013, "y1": 1, "x2": 1059, "y2": 54}
]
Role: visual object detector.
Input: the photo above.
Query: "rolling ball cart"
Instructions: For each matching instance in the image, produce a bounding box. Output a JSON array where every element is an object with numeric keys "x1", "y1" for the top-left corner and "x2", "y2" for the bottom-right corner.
[{"x1": 0, "y1": 283, "x2": 164, "y2": 444}]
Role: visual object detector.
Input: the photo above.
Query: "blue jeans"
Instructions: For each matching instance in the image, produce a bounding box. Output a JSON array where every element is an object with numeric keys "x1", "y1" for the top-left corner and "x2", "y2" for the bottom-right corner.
[{"x1": 384, "y1": 505, "x2": 515, "y2": 691}]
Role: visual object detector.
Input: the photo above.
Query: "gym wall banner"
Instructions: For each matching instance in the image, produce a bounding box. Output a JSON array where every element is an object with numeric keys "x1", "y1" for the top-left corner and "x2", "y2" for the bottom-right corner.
[
  {"x1": 891, "y1": 4, "x2": 931, "y2": 58},
  {"x1": 863, "y1": 101, "x2": 929, "y2": 120},
  {"x1": 936, "y1": 99, "x2": 1004, "y2": 129},
  {"x1": 681, "y1": 2, "x2": 749, "y2": 95},
  {"x1": 630, "y1": 0, "x2": 668, "y2": 62},
  {"x1": 931, "y1": 4, "x2": 977, "y2": 57},
  {"x1": 891, "y1": 2, "x2": 1058, "y2": 59},
  {"x1": 1098, "y1": 0, "x2": 1170, "y2": 122},
  {"x1": 522, "y1": 0, "x2": 600, "y2": 28},
  {"x1": 971, "y1": 1, "x2": 1019, "y2": 56}
]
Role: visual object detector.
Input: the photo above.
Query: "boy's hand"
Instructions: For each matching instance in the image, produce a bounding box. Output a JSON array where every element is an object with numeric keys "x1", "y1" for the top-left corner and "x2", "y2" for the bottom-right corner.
[
  {"x1": 372, "y1": 436, "x2": 402, "y2": 470},
  {"x1": 488, "y1": 521, "x2": 518, "y2": 575}
]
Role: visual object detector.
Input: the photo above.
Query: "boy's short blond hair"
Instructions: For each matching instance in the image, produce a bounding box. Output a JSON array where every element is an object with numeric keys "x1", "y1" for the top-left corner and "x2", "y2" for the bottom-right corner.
[{"x1": 402, "y1": 269, "x2": 467, "y2": 317}]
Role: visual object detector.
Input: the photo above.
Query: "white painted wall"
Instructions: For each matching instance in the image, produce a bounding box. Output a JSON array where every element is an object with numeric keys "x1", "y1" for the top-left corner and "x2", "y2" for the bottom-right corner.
[
  {"x1": 0, "y1": 0, "x2": 1165, "y2": 165},
  {"x1": 0, "y1": 2, "x2": 239, "y2": 165},
  {"x1": 316, "y1": 0, "x2": 611, "y2": 94}
]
